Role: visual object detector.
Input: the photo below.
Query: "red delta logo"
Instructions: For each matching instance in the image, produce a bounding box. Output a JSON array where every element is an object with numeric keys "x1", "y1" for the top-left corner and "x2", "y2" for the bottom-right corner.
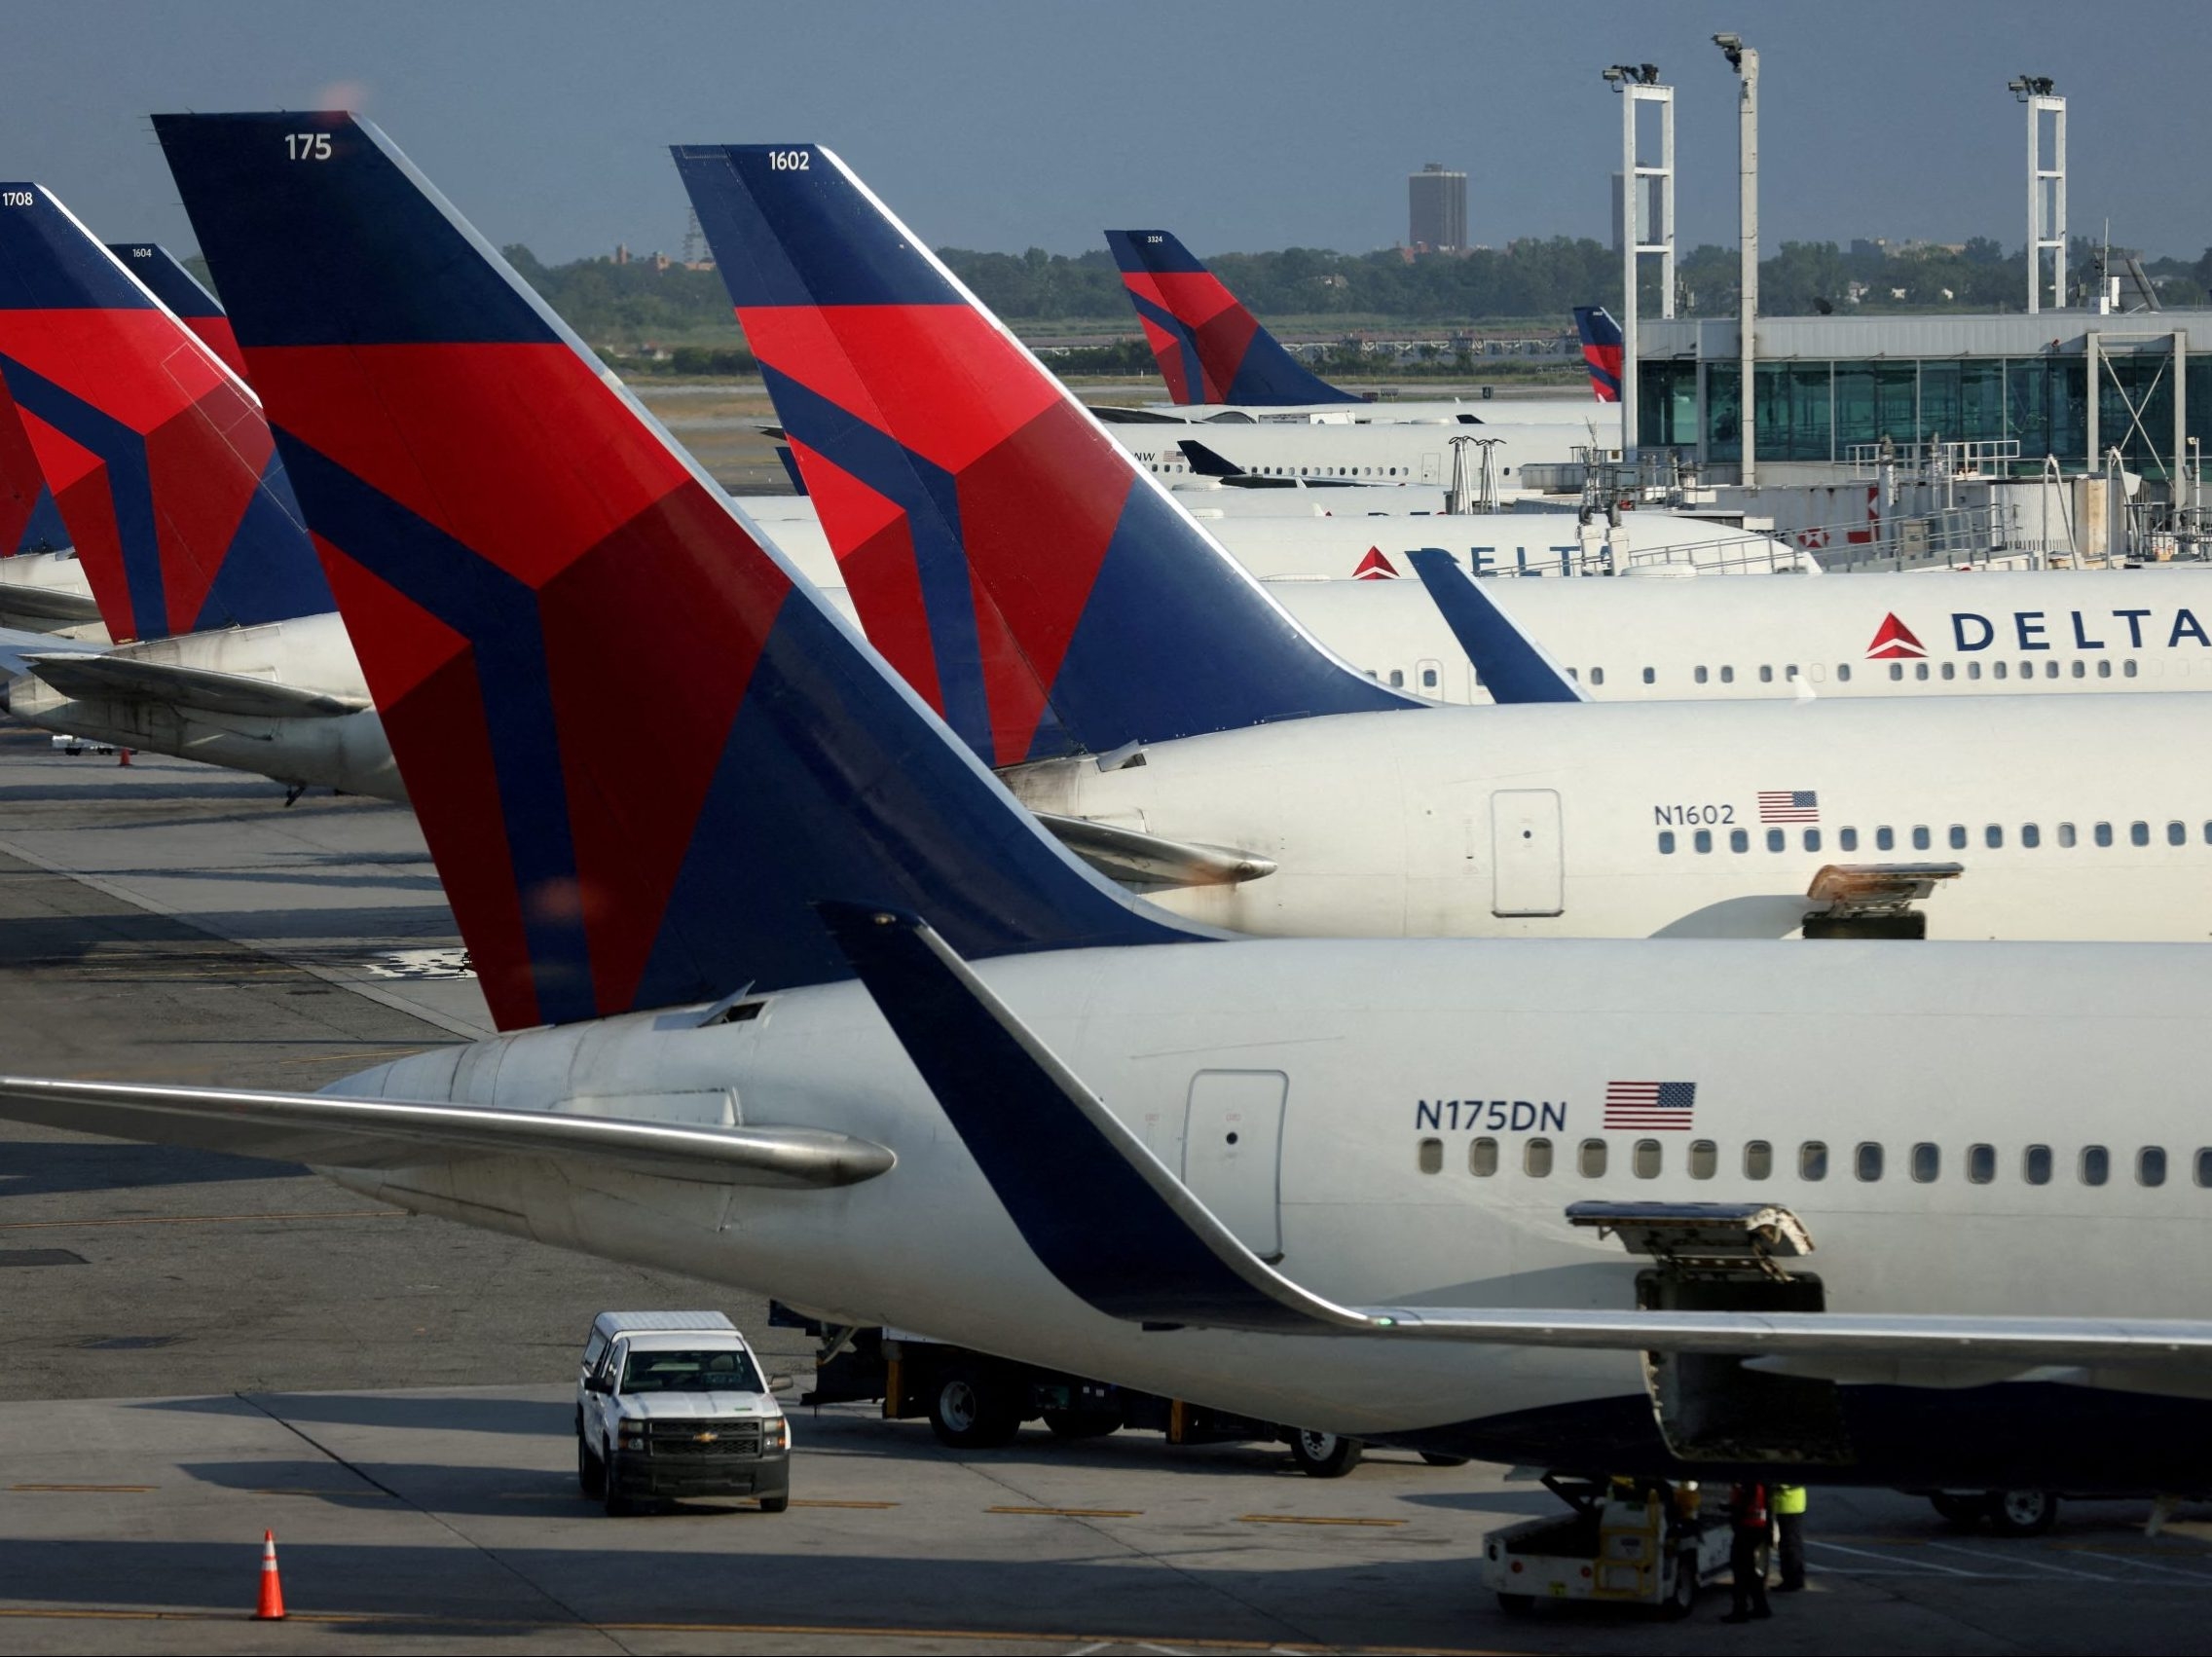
[
  {"x1": 1353, "y1": 547, "x2": 1398, "y2": 580},
  {"x1": 1865, "y1": 612, "x2": 1927, "y2": 659}
]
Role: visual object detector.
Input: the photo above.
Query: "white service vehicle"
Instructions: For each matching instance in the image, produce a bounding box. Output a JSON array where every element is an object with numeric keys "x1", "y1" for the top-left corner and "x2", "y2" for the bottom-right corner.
[
  {"x1": 574, "y1": 1311, "x2": 793, "y2": 1515},
  {"x1": 1481, "y1": 1476, "x2": 1732, "y2": 1619}
]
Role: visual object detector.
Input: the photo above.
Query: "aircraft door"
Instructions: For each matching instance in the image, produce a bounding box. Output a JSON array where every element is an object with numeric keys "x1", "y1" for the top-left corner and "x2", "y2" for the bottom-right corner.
[
  {"x1": 1419, "y1": 452, "x2": 1442, "y2": 482},
  {"x1": 1491, "y1": 789, "x2": 1564, "y2": 916},
  {"x1": 1183, "y1": 1070, "x2": 1287, "y2": 1262}
]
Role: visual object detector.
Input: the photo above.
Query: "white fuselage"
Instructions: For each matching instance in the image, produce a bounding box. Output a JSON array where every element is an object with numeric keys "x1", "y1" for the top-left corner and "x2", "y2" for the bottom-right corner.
[
  {"x1": 1134, "y1": 395, "x2": 1600, "y2": 426},
  {"x1": 5, "y1": 609, "x2": 398, "y2": 798},
  {"x1": 1114, "y1": 420, "x2": 1600, "y2": 488},
  {"x1": 329, "y1": 934, "x2": 2212, "y2": 1477},
  {"x1": 756, "y1": 508, "x2": 1810, "y2": 585},
  {"x1": 1003, "y1": 692, "x2": 2212, "y2": 941},
  {"x1": 1258, "y1": 568, "x2": 2212, "y2": 703}
]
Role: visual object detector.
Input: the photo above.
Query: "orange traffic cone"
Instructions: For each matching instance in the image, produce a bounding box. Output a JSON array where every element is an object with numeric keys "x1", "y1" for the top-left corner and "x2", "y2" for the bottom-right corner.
[
  {"x1": 254, "y1": 1528, "x2": 286, "y2": 1620},
  {"x1": 116, "y1": 748, "x2": 131, "y2": 767}
]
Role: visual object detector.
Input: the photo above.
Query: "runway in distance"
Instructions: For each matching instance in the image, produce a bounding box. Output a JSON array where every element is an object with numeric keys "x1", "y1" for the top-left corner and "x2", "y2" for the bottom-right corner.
[
  {"x1": 677, "y1": 141, "x2": 2212, "y2": 941},
  {"x1": 11, "y1": 114, "x2": 2212, "y2": 1504}
]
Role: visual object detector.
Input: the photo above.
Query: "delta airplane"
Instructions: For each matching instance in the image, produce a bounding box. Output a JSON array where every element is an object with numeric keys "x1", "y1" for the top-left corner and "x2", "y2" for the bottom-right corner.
[
  {"x1": 1270, "y1": 562, "x2": 2212, "y2": 703},
  {"x1": 0, "y1": 193, "x2": 391, "y2": 797},
  {"x1": 1101, "y1": 228, "x2": 1617, "y2": 425},
  {"x1": 1116, "y1": 412, "x2": 1604, "y2": 490},
  {"x1": 11, "y1": 114, "x2": 2212, "y2": 1509},
  {"x1": 677, "y1": 142, "x2": 2212, "y2": 944}
]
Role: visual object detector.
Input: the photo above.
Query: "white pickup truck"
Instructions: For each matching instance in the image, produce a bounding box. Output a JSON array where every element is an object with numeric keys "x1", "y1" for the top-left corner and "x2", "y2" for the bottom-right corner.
[{"x1": 574, "y1": 1310, "x2": 793, "y2": 1515}]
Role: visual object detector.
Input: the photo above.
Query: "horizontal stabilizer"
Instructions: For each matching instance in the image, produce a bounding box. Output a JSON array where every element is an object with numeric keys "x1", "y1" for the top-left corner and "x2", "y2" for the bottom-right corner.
[
  {"x1": 828, "y1": 906, "x2": 2212, "y2": 1372},
  {"x1": 1407, "y1": 549, "x2": 1587, "y2": 704},
  {"x1": 1037, "y1": 812, "x2": 1275, "y2": 888},
  {"x1": 0, "y1": 626, "x2": 96, "y2": 678},
  {"x1": 23, "y1": 651, "x2": 369, "y2": 718},
  {"x1": 0, "y1": 1075, "x2": 895, "y2": 1189},
  {"x1": 0, "y1": 579, "x2": 102, "y2": 627}
]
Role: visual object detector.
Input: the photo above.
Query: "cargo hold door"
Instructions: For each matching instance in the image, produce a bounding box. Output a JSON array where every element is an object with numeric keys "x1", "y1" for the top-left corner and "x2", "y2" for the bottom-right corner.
[
  {"x1": 1183, "y1": 1070, "x2": 1286, "y2": 1262},
  {"x1": 1491, "y1": 789, "x2": 1564, "y2": 916}
]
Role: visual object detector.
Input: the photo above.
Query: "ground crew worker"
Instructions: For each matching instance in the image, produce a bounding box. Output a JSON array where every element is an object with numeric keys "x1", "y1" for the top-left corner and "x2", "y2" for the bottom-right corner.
[
  {"x1": 1774, "y1": 1484, "x2": 1808, "y2": 1591},
  {"x1": 1721, "y1": 1482, "x2": 1773, "y2": 1623}
]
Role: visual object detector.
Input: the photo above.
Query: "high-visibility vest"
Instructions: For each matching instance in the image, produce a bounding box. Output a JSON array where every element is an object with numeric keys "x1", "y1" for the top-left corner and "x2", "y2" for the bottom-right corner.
[{"x1": 1775, "y1": 1484, "x2": 1808, "y2": 1516}]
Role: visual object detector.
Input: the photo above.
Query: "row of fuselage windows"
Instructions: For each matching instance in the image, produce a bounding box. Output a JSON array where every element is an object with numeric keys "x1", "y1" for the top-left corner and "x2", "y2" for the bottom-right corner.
[
  {"x1": 1146, "y1": 461, "x2": 1425, "y2": 478},
  {"x1": 1657, "y1": 821, "x2": 2212, "y2": 857},
  {"x1": 1546, "y1": 658, "x2": 2185, "y2": 689},
  {"x1": 1415, "y1": 1135, "x2": 2207, "y2": 1189}
]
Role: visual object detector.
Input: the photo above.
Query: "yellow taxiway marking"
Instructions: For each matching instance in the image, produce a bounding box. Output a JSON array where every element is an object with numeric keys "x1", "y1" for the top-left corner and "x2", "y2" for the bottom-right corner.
[
  {"x1": 1237, "y1": 1513, "x2": 1408, "y2": 1528},
  {"x1": 0, "y1": 1606, "x2": 1507, "y2": 1653},
  {"x1": 790, "y1": 1498, "x2": 902, "y2": 1509},
  {"x1": 7, "y1": 1484, "x2": 156, "y2": 1493},
  {"x1": 0, "y1": 1209, "x2": 403, "y2": 1232},
  {"x1": 252, "y1": 1487, "x2": 389, "y2": 1498},
  {"x1": 987, "y1": 1504, "x2": 1143, "y2": 1519}
]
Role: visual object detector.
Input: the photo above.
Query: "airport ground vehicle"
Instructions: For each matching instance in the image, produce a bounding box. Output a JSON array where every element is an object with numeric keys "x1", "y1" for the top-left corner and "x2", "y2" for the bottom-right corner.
[
  {"x1": 1480, "y1": 1476, "x2": 1732, "y2": 1618},
  {"x1": 575, "y1": 1311, "x2": 793, "y2": 1515},
  {"x1": 781, "y1": 1310, "x2": 1433, "y2": 1477}
]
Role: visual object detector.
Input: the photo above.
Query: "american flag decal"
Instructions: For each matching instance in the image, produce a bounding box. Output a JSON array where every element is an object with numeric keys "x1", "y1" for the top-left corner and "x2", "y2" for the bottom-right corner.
[
  {"x1": 1757, "y1": 790, "x2": 1819, "y2": 824},
  {"x1": 1603, "y1": 1081, "x2": 1697, "y2": 1130}
]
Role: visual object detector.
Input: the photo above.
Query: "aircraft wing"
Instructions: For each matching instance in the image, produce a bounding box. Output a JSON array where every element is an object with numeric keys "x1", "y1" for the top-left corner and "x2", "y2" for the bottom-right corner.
[
  {"x1": 0, "y1": 1076, "x2": 895, "y2": 1189},
  {"x1": 820, "y1": 902, "x2": 2212, "y2": 1370},
  {"x1": 1406, "y1": 548, "x2": 1588, "y2": 705},
  {"x1": 23, "y1": 652, "x2": 371, "y2": 719},
  {"x1": 0, "y1": 580, "x2": 102, "y2": 628}
]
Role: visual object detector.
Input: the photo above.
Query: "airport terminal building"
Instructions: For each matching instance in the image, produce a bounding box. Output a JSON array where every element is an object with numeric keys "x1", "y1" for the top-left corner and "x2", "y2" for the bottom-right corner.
[{"x1": 1638, "y1": 311, "x2": 2210, "y2": 488}]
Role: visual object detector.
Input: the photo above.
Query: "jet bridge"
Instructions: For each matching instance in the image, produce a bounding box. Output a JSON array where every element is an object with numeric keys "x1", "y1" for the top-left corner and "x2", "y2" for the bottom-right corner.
[{"x1": 1569, "y1": 1200, "x2": 1852, "y2": 1466}]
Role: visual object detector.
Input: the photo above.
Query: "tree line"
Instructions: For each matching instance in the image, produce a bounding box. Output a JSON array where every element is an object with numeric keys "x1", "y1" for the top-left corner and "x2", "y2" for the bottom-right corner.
[{"x1": 187, "y1": 235, "x2": 2212, "y2": 368}]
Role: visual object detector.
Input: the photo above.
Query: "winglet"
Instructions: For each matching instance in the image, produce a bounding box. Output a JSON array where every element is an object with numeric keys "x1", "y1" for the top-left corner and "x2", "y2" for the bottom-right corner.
[
  {"x1": 1176, "y1": 438, "x2": 1243, "y2": 479},
  {"x1": 1406, "y1": 549, "x2": 1589, "y2": 705},
  {"x1": 820, "y1": 901, "x2": 1348, "y2": 1331},
  {"x1": 1103, "y1": 230, "x2": 1361, "y2": 407}
]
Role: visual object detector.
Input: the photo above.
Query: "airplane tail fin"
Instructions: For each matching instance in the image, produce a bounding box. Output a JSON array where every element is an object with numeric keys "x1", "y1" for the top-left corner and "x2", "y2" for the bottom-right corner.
[
  {"x1": 106, "y1": 242, "x2": 249, "y2": 381},
  {"x1": 157, "y1": 111, "x2": 1202, "y2": 1032},
  {"x1": 1103, "y1": 230, "x2": 1360, "y2": 408},
  {"x1": 0, "y1": 384, "x2": 64, "y2": 556},
  {"x1": 0, "y1": 186, "x2": 330, "y2": 642},
  {"x1": 674, "y1": 148, "x2": 1417, "y2": 768},
  {"x1": 1573, "y1": 306, "x2": 1624, "y2": 404}
]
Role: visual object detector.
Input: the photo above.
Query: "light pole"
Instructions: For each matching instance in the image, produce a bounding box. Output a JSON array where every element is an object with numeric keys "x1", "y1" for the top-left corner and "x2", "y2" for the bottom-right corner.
[
  {"x1": 1714, "y1": 33, "x2": 1758, "y2": 486},
  {"x1": 1602, "y1": 62, "x2": 1673, "y2": 469},
  {"x1": 2009, "y1": 76, "x2": 2064, "y2": 314}
]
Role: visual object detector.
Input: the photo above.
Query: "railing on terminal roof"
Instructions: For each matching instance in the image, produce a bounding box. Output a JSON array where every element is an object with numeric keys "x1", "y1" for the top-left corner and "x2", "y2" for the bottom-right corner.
[
  {"x1": 1844, "y1": 438, "x2": 2023, "y2": 480},
  {"x1": 1474, "y1": 497, "x2": 2113, "y2": 580}
]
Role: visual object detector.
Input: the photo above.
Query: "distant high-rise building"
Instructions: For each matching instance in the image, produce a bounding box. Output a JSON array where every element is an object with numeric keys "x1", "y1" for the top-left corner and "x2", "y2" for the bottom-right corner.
[{"x1": 1408, "y1": 163, "x2": 1467, "y2": 253}]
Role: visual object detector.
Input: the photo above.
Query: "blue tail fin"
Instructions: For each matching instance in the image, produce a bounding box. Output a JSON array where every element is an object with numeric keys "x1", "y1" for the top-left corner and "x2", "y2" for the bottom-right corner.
[
  {"x1": 1104, "y1": 230, "x2": 1361, "y2": 408},
  {"x1": 0, "y1": 186, "x2": 330, "y2": 642},
  {"x1": 1407, "y1": 550, "x2": 1588, "y2": 704},
  {"x1": 156, "y1": 111, "x2": 1203, "y2": 1032},
  {"x1": 674, "y1": 145, "x2": 1418, "y2": 769}
]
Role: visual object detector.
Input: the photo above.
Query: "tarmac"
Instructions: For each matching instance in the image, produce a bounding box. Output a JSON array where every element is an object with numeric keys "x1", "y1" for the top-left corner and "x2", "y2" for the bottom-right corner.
[{"x1": 3, "y1": 727, "x2": 2210, "y2": 1654}]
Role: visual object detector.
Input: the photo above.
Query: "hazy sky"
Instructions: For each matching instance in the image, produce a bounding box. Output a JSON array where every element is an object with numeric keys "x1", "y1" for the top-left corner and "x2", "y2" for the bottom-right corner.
[{"x1": 7, "y1": 1, "x2": 2207, "y2": 267}]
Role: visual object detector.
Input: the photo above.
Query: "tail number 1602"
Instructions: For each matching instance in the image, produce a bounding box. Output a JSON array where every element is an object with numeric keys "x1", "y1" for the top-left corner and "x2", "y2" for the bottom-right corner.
[{"x1": 767, "y1": 150, "x2": 810, "y2": 171}]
